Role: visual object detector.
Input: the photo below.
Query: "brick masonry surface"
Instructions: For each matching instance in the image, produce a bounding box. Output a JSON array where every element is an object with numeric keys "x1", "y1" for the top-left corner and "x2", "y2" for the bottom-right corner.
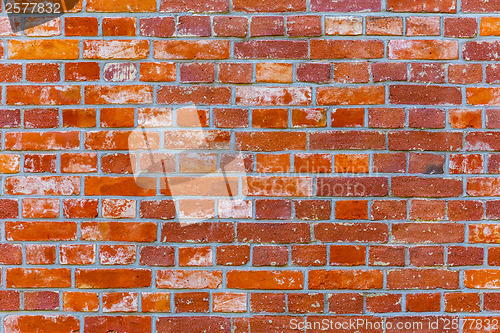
[{"x1": 3, "y1": 0, "x2": 500, "y2": 332}]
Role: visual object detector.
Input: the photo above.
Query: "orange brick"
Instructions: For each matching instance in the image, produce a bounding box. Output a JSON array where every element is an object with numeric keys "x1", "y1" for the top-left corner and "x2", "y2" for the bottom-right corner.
[{"x1": 8, "y1": 40, "x2": 79, "y2": 59}]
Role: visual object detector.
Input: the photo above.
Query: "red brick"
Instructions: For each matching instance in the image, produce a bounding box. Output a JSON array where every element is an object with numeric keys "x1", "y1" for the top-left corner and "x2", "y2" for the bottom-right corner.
[
  {"x1": 162, "y1": 222, "x2": 234, "y2": 243},
  {"x1": 297, "y1": 63, "x2": 331, "y2": 83},
  {"x1": 369, "y1": 246, "x2": 405, "y2": 266},
  {"x1": 26, "y1": 63, "x2": 59, "y2": 82},
  {"x1": 6, "y1": 132, "x2": 79, "y2": 151},
  {"x1": 309, "y1": 270, "x2": 383, "y2": 290},
  {"x1": 237, "y1": 132, "x2": 307, "y2": 151},
  {"x1": 330, "y1": 245, "x2": 366, "y2": 266},
  {"x1": 387, "y1": 269, "x2": 459, "y2": 290},
  {"x1": 255, "y1": 199, "x2": 292, "y2": 220},
  {"x1": 101, "y1": 153, "x2": 134, "y2": 173},
  {"x1": 328, "y1": 293, "x2": 363, "y2": 314},
  {"x1": 158, "y1": 86, "x2": 231, "y2": 105},
  {"x1": 316, "y1": 177, "x2": 388, "y2": 197},
  {"x1": 449, "y1": 64, "x2": 482, "y2": 84},
  {"x1": 392, "y1": 222, "x2": 464, "y2": 243},
  {"x1": 287, "y1": 15, "x2": 322, "y2": 36},
  {"x1": 160, "y1": 0, "x2": 229, "y2": 12},
  {"x1": 311, "y1": 40, "x2": 384, "y2": 59},
  {"x1": 390, "y1": 85, "x2": 461, "y2": 105},
  {"x1": 60, "y1": 244, "x2": 95, "y2": 265},
  {"x1": 389, "y1": 40, "x2": 458, "y2": 60},
  {"x1": 445, "y1": 293, "x2": 480, "y2": 313},
  {"x1": 464, "y1": 41, "x2": 500, "y2": 61},
  {"x1": 140, "y1": 246, "x2": 175, "y2": 267},
  {"x1": 84, "y1": 316, "x2": 151, "y2": 333},
  {"x1": 83, "y1": 40, "x2": 148, "y2": 59},
  {"x1": 213, "y1": 16, "x2": 248, "y2": 37},
  {"x1": 449, "y1": 109, "x2": 482, "y2": 129},
  {"x1": 366, "y1": 294, "x2": 402, "y2": 313},
  {"x1": 335, "y1": 200, "x2": 368, "y2": 220},
  {"x1": 177, "y1": 16, "x2": 211, "y2": 37},
  {"x1": 142, "y1": 292, "x2": 171, "y2": 312},
  {"x1": 5, "y1": 176, "x2": 80, "y2": 195},
  {"x1": 406, "y1": 293, "x2": 441, "y2": 312},
  {"x1": 9, "y1": 40, "x2": 79, "y2": 60},
  {"x1": 216, "y1": 245, "x2": 250, "y2": 266},
  {"x1": 366, "y1": 16, "x2": 403, "y2": 35},
  {"x1": 63, "y1": 292, "x2": 99, "y2": 312},
  {"x1": 334, "y1": 62, "x2": 370, "y2": 83},
  {"x1": 295, "y1": 200, "x2": 331, "y2": 220},
  {"x1": 233, "y1": 0, "x2": 306, "y2": 12},
  {"x1": 0, "y1": 109, "x2": 21, "y2": 128},
  {"x1": 63, "y1": 199, "x2": 98, "y2": 219},
  {"x1": 22, "y1": 198, "x2": 59, "y2": 218},
  {"x1": 6, "y1": 221, "x2": 76, "y2": 241},
  {"x1": 410, "y1": 63, "x2": 445, "y2": 83},
  {"x1": 373, "y1": 153, "x2": 406, "y2": 173},
  {"x1": 389, "y1": 131, "x2": 462, "y2": 151},
  {"x1": 445, "y1": 17, "x2": 477, "y2": 37},
  {"x1": 81, "y1": 221, "x2": 156, "y2": 242},
  {"x1": 140, "y1": 17, "x2": 175, "y2": 37},
  {"x1": 156, "y1": 270, "x2": 221, "y2": 289},
  {"x1": 481, "y1": 17, "x2": 500, "y2": 35},
  {"x1": 315, "y1": 222, "x2": 388, "y2": 243},
  {"x1": 371, "y1": 200, "x2": 407, "y2": 220},
  {"x1": 312, "y1": 0, "x2": 381, "y2": 11},
  {"x1": 7, "y1": 85, "x2": 80, "y2": 105},
  {"x1": 291, "y1": 245, "x2": 327, "y2": 266},
  {"x1": 250, "y1": 293, "x2": 286, "y2": 313},
  {"x1": 155, "y1": 40, "x2": 229, "y2": 60},
  {"x1": 251, "y1": 16, "x2": 284, "y2": 36},
  {"x1": 408, "y1": 153, "x2": 445, "y2": 174},
  {"x1": 24, "y1": 291, "x2": 59, "y2": 310},
  {"x1": 88, "y1": 0, "x2": 155, "y2": 11},
  {"x1": 179, "y1": 247, "x2": 212, "y2": 267},
  {"x1": 331, "y1": 108, "x2": 365, "y2": 127},
  {"x1": 0, "y1": 244, "x2": 22, "y2": 265},
  {"x1": 157, "y1": 317, "x2": 229, "y2": 332},
  {"x1": 406, "y1": 16, "x2": 440, "y2": 36},
  {"x1": 317, "y1": 86, "x2": 385, "y2": 105},
  {"x1": 369, "y1": 108, "x2": 405, "y2": 128},
  {"x1": 76, "y1": 269, "x2": 151, "y2": 288},
  {"x1": 388, "y1": 0, "x2": 456, "y2": 12},
  {"x1": 7, "y1": 268, "x2": 71, "y2": 288},
  {"x1": 372, "y1": 62, "x2": 407, "y2": 82},
  {"x1": 65, "y1": 17, "x2": 98, "y2": 36},
  {"x1": 0, "y1": 291, "x2": 20, "y2": 311},
  {"x1": 235, "y1": 40, "x2": 308, "y2": 59},
  {"x1": 63, "y1": 108, "x2": 96, "y2": 127},
  {"x1": 85, "y1": 85, "x2": 153, "y2": 104},
  {"x1": 288, "y1": 293, "x2": 324, "y2": 314},
  {"x1": 409, "y1": 246, "x2": 444, "y2": 267},
  {"x1": 227, "y1": 270, "x2": 303, "y2": 289},
  {"x1": 408, "y1": 108, "x2": 445, "y2": 128},
  {"x1": 5, "y1": 315, "x2": 79, "y2": 333},
  {"x1": 448, "y1": 246, "x2": 484, "y2": 266},
  {"x1": 237, "y1": 222, "x2": 310, "y2": 243},
  {"x1": 325, "y1": 17, "x2": 362, "y2": 35},
  {"x1": 253, "y1": 246, "x2": 288, "y2": 266}
]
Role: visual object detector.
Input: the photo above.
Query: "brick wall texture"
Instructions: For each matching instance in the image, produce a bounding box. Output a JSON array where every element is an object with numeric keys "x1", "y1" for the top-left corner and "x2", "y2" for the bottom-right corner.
[{"x1": 3, "y1": 0, "x2": 500, "y2": 332}]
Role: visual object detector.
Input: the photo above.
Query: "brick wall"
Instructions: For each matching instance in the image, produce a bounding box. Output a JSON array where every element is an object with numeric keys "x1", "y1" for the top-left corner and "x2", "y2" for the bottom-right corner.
[{"x1": 1, "y1": 0, "x2": 500, "y2": 332}]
